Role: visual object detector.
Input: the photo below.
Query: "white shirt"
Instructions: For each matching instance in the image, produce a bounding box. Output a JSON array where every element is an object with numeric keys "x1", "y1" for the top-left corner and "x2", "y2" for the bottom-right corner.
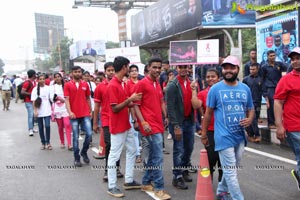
[
  {"x1": 31, "y1": 85, "x2": 51, "y2": 117},
  {"x1": 0, "y1": 78, "x2": 12, "y2": 90},
  {"x1": 49, "y1": 84, "x2": 68, "y2": 116},
  {"x1": 13, "y1": 78, "x2": 23, "y2": 87}
]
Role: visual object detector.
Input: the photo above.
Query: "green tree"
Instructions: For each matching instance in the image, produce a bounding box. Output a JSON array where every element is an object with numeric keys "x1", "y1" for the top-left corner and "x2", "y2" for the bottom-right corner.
[
  {"x1": 51, "y1": 37, "x2": 73, "y2": 71},
  {"x1": 34, "y1": 57, "x2": 55, "y2": 72},
  {"x1": 106, "y1": 41, "x2": 119, "y2": 49},
  {"x1": 0, "y1": 58, "x2": 4, "y2": 74}
]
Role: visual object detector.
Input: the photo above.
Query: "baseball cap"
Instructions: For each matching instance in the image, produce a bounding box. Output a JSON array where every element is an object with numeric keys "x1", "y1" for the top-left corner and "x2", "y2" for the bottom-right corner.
[
  {"x1": 288, "y1": 47, "x2": 300, "y2": 58},
  {"x1": 221, "y1": 56, "x2": 240, "y2": 67}
]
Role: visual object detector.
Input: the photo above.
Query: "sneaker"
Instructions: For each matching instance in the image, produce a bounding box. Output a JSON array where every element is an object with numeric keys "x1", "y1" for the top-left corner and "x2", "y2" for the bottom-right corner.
[
  {"x1": 103, "y1": 171, "x2": 108, "y2": 182},
  {"x1": 80, "y1": 153, "x2": 90, "y2": 164},
  {"x1": 167, "y1": 133, "x2": 172, "y2": 140},
  {"x1": 154, "y1": 190, "x2": 171, "y2": 200},
  {"x1": 33, "y1": 128, "x2": 38, "y2": 133},
  {"x1": 123, "y1": 180, "x2": 142, "y2": 190},
  {"x1": 107, "y1": 187, "x2": 124, "y2": 198},
  {"x1": 172, "y1": 177, "x2": 188, "y2": 190},
  {"x1": 117, "y1": 169, "x2": 124, "y2": 178},
  {"x1": 182, "y1": 170, "x2": 192, "y2": 182},
  {"x1": 141, "y1": 184, "x2": 154, "y2": 192},
  {"x1": 74, "y1": 160, "x2": 82, "y2": 167},
  {"x1": 28, "y1": 130, "x2": 34, "y2": 136},
  {"x1": 291, "y1": 169, "x2": 300, "y2": 190}
]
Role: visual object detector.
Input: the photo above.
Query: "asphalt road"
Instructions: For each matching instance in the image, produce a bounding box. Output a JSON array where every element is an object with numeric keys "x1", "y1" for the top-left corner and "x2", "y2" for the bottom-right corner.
[{"x1": 0, "y1": 101, "x2": 299, "y2": 200}]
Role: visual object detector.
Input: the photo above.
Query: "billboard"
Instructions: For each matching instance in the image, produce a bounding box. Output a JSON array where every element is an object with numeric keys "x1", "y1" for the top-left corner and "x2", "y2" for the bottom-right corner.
[
  {"x1": 131, "y1": 0, "x2": 202, "y2": 46},
  {"x1": 105, "y1": 47, "x2": 141, "y2": 64},
  {"x1": 202, "y1": 0, "x2": 270, "y2": 27},
  {"x1": 256, "y1": 10, "x2": 298, "y2": 64},
  {"x1": 35, "y1": 13, "x2": 64, "y2": 54},
  {"x1": 170, "y1": 39, "x2": 219, "y2": 65},
  {"x1": 69, "y1": 40, "x2": 106, "y2": 59}
]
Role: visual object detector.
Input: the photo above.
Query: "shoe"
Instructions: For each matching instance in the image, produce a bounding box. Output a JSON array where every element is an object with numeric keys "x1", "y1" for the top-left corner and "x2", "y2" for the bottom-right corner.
[
  {"x1": 68, "y1": 146, "x2": 73, "y2": 151},
  {"x1": 268, "y1": 125, "x2": 276, "y2": 129},
  {"x1": 154, "y1": 190, "x2": 171, "y2": 200},
  {"x1": 254, "y1": 136, "x2": 261, "y2": 143},
  {"x1": 141, "y1": 184, "x2": 154, "y2": 192},
  {"x1": 33, "y1": 128, "x2": 38, "y2": 133},
  {"x1": 80, "y1": 153, "x2": 90, "y2": 164},
  {"x1": 216, "y1": 192, "x2": 231, "y2": 200},
  {"x1": 183, "y1": 171, "x2": 193, "y2": 182},
  {"x1": 46, "y1": 144, "x2": 53, "y2": 150},
  {"x1": 103, "y1": 171, "x2": 108, "y2": 182},
  {"x1": 172, "y1": 177, "x2": 188, "y2": 190},
  {"x1": 74, "y1": 160, "x2": 82, "y2": 167},
  {"x1": 291, "y1": 169, "x2": 300, "y2": 190},
  {"x1": 163, "y1": 148, "x2": 170, "y2": 155},
  {"x1": 248, "y1": 136, "x2": 255, "y2": 142},
  {"x1": 123, "y1": 180, "x2": 142, "y2": 190},
  {"x1": 117, "y1": 169, "x2": 124, "y2": 178},
  {"x1": 28, "y1": 130, "x2": 34, "y2": 136},
  {"x1": 136, "y1": 155, "x2": 142, "y2": 163},
  {"x1": 167, "y1": 133, "x2": 172, "y2": 140},
  {"x1": 60, "y1": 144, "x2": 66, "y2": 149},
  {"x1": 107, "y1": 187, "x2": 124, "y2": 198}
]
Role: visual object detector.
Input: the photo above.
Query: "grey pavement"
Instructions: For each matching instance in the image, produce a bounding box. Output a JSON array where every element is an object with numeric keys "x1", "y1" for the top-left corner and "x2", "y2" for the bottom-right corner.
[{"x1": 0, "y1": 100, "x2": 299, "y2": 200}]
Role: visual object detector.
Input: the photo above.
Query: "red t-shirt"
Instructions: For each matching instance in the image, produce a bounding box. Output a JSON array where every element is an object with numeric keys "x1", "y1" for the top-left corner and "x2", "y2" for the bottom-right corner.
[
  {"x1": 45, "y1": 78, "x2": 51, "y2": 85},
  {"x1": 177, "y1": 76, "x2": 192, "y2": 117},
  {"x1": 94, "y1": 79, "x2": 110, "y2": 127},
  {"x1": 134, "y1": 76, "x2": 164, "y2": 136},
  {"x1": 64, "y1": 80, "x2": 91, "y2": 118},
  {"x1": 198, "y1": 87, "x2": 214, "y2": 131},
  {"x1": 22, "y1": 80, "x2": 36, "y2": 103},
  {"x1": 107, "y1": 76, "x2": 131, "y2": 134},
  {"x1": 127, "y1": 79, "x2": 137, "y2": 96},
  {"x1": 274, "y1": 70, "x2": 300, "y2": 131}
]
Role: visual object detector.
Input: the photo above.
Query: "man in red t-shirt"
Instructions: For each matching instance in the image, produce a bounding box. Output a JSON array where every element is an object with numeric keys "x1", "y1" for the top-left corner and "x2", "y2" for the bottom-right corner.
[
  {"x1": 21, "y1": 69, "x2": 37, "y2": 136},
  {"x1": 93, "y1": 62, "x2": 123, "y2": 181},
  {"x1": 106, "y1": 56, "x2": 142, "y2": 198},
  {"x1": 133, "y1": 57, "x2": 171, "y2": 200},
  {"x1": 274, "y1": 47, "x2": 300, "y2": 190},
  {"x1": 64, "y1": 66, "x2": 92, "y2": 167}
]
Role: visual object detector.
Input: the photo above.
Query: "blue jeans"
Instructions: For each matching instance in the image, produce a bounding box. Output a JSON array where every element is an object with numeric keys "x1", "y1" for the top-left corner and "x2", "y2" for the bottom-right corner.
[
  {"x1": 70, "y1": 117, "x2": 92, "y2": 161},
  {"x1": 142, "y1": 133, "x2": 164, "y2": 190},
  {"x1": 25, "y1": 102, "x2": 34, "y2": 130},
  {"x1": 169, "y1": 119, "x2": 195, "y2": 178},
  {"x1": 37, "y1": 116, "x2": 51, "y2": 145},
  {"x1": 217, "y1": 141, "x2": 245, "y2": 200},
  {"x1": 286, "y1": 132, "x2": 300, "y2": 176}
]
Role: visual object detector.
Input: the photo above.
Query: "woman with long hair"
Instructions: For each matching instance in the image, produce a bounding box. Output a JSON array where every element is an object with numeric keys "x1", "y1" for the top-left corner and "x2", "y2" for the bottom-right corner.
[
  {"x1": 31, "y1": 73, "x2": 52, "y2": 150},
  {"x1": 50, "y1": 72, "x2": 73, "y2": 150}
]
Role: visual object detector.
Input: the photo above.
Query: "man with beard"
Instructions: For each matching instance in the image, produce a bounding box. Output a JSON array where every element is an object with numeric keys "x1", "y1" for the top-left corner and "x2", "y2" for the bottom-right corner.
[
  {"x1": 201, "y1": 56, "x2": 255, "y2": 200},
  {"x1": 64, "y1": 66, "x2": 93, "y2": 167},
  {"x1": 133, "y1": 57, "x2": 171, "y2": 200},
  {"x1": 274, "y1": 47, "x2": 300, "y2": 190},
  {"x1": 166, "y1": 65, "x2": 195, "y2": 190}
]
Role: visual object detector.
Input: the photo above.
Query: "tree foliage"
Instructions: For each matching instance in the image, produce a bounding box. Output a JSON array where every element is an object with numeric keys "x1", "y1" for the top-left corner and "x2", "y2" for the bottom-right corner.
[{"x1": 51, "y1": 37, "x2": 73, "y2": 71}]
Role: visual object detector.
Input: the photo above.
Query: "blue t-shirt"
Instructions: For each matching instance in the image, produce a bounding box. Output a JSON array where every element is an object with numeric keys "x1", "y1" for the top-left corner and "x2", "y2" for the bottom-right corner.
[{"x1": 207, "y1": 81, "x2": 254, "y2": 151}]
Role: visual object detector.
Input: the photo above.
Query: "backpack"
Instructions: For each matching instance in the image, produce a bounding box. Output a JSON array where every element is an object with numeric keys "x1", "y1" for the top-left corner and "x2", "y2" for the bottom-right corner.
[{"x1": 17, "y1": 80, "x2": 32, "y2": 100}]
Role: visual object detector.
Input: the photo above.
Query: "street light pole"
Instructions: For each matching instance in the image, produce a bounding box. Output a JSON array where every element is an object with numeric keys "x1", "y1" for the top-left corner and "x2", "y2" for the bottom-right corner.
[{"x1": 56, "y1": 24, "x2": 63, "y2": 70}]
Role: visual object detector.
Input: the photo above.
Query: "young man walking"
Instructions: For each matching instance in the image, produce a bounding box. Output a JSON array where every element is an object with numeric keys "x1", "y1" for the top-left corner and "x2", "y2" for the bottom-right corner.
[
  {"x1": 202, "y1": 56, "x2": 255, "y2": 200},
  {"x1": 106, "y1": 56, "x2": 142, "y2": 198},
  {"x1": 134, "y1": 57, "x2": 171, "y2": 200},
  {"x1": 274, "y1": 47, "x2": 300, "y2": 190},
  {"x1": 64, "y1": 66, "x2": 93, "y2": 167}
]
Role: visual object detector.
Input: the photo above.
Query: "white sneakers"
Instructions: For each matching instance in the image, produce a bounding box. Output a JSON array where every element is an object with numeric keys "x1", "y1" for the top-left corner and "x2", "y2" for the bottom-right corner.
[{"x1": 28, "y1": 130, "x2": 34, "y2": 136}]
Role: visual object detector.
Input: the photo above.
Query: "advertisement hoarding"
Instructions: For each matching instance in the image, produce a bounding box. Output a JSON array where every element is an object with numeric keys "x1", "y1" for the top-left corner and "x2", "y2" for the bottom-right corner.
[{"x1": 105, "y1": 47, "x2": 141, "y2": 64}]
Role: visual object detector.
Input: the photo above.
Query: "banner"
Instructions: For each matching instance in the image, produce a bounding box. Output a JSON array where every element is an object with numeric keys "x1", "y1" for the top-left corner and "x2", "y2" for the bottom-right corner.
[
  {"x1": 131, "y1": 0, "x2": 202, "y2": 46},
  {"x1": 256, "y1": 10, "x2": 298, "y2": 64},
  {"x1": 105, "y1": 47, "x2": 141, "y2": 64},
  {"x1": 170, "y1": 39, "x2": 219, "y2": 65},
  {"x1": 69, "y1": 40, "x2": 106, "y2": 59}
]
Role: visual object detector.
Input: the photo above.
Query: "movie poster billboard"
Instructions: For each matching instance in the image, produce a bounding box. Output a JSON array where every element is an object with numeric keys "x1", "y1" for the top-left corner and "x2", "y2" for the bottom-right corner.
[
  {"x1": 256, "y1": 10, "x2": 298, "y2": 64},
  {"x1": 202, "y1": 0, "x2": 270, "y2": 27},
  {"x1": 170, "y1": 39, "x2": 219, "y2": 65},
  {"x1": 131, "y1": 0, "x2": 202, "y2": 46}
]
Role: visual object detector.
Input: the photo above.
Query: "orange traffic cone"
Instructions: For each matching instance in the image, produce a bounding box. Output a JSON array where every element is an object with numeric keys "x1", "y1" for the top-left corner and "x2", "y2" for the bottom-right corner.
[
  {"x1": 93, "y1": 127, "x2": 106, "y2": 159},
  {"x1": 195, "y1": 149, "x2": 214, "y2": 200}
]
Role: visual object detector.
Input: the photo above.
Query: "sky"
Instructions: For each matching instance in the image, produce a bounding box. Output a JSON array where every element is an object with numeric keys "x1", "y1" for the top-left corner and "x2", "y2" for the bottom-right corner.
[{"x1": 0, "y1": 0, "x2": 141, "y2": 61}]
